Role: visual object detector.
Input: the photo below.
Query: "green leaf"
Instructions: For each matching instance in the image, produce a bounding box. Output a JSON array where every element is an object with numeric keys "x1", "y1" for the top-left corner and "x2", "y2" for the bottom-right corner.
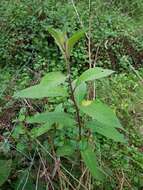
[
  {"x1": 86, "y1": 120, "x2": 125, "y2": 142},
  {"x1": 74, "y1": 82, "x2": 87, "y2": 104},
  {"x1": 48, "y1": 28, "x2": 66, "y2": 55},
  {"x1": 57, "y1": 145, "x2": 75, "y2": 157},
  {"x1": 67, "y1": 30, "x2": 85, "y2": 56},
  {"x1": 16, "y1": 142, "x2": 27, "y2": 152},
  {"x1": 40, "y1": 72, "x2": 66, "y2": 86},
  {"x1": 27, "y1": 112, "x2": 75, "y2": 127},
  {"x1": 12, "y1": 125, "x2": 26, "y2": 139},
  {"x1": 55, "y1": 103, "x2": 64, "y2": 112},
  {"x1": 80, "y1": 99, "x2": 123, "y2": 129},
  {"x1": 0, "y1": 160, "x2": 12, "y2": 186},
  {"x1": 30, "y1": 123, "x2": 52, "y2": 138},
  {"x1": 81, "y1": 146, "x2": 105, "y2": 181},
  {"x1": 14, "y1": 85, "x2": 67, "y2": 99},
  {"x1": 76, "y1": 67, "x2": 114, "y2": 86},
  {"x1": 14, "y1": 71, "x2": 67, "y2": 99}
]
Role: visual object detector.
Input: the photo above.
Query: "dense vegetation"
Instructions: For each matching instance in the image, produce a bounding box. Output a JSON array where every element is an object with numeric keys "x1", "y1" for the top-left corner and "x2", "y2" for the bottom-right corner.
[{"x1": 0, "y1": 0, "x2": 143, "y2": 189}]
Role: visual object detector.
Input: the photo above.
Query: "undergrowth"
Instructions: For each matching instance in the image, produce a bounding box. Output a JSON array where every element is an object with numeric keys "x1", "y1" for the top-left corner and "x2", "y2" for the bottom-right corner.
[{"x1": 0, "y1": 0, "x2": 143, "y2": 190}]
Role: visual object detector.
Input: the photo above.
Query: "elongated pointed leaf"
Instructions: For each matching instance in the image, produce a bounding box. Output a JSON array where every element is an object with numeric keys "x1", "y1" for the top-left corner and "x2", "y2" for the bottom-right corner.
[
  {"x1": 40, "y1": 72, "x2": 66, "y2": 86},
  {"x1": 86, "y1": 120, "x2": 125, "y2": 142},
  {"x1": 81, "y1": 146, "x2": 105, "y2": 181},
  {"x1": 76, "y1": 67, "x2": 114, "y2": 86},
  {"x1": 57, "y1": 145, "x2": 75, "y2": 157},
  {"x1": 27, "y1": 112, "x2": 75, "y2": 127},
  {"x1": 0, "y1": 160, "x2": 12, "y2": 186},
  {"x1": 14, "y1": 85, "x2": 67, "y2": 99},
  {"x1": 67, "y1": 30, "x2": 85, "y2": 56},
  {"x1": 74, "y1": 82, "x2": 87, "y2": 104},
  {"x1": 80, "y1": 99, "x2": 123, "y2": 129},
  {"x1": 48, "y1": 28, "x2": 66, "y2": 55},
  {"x1": 30, "y1": 123, "x2": 52, "y2": 138}
]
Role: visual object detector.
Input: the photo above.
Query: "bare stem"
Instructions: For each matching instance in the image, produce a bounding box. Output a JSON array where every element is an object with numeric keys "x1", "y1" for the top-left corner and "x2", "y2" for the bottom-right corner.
[{"x1": 65, "y1": 57, "x2": 82, "y2": 140}]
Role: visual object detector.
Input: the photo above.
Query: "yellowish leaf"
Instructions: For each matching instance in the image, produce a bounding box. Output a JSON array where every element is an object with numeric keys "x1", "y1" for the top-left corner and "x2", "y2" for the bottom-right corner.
[{"x1": 81, "y1": 100, "x2": 92, "y2": 106}]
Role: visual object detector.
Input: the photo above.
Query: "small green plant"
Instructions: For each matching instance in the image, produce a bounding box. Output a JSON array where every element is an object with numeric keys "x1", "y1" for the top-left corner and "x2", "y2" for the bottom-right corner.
[{"x1": 13, "y1": 28, "x2": 126, "y2": 182}]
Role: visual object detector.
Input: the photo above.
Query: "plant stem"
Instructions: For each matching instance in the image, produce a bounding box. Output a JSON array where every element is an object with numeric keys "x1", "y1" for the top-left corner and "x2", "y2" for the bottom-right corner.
[{"x1": 65, "y1": 57, "x2": 82, "y2": 140}]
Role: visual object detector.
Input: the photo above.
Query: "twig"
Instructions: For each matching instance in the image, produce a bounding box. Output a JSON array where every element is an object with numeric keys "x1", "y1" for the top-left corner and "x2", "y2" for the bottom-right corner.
[
  {"x1": 77, "y1": 167, "x2": 88, "y2": 190},
  {"x1": 88, "y1": 0, "x2": 92, "y2": 68},
  {"x1": 21, "y1": 149, "x2": 37, "y2": 190},
  {"x1": 120, "y1": 169, "x2": 125, "y2": 190},
  {"x1": 38, "y1": 151, "x2": 54, "y2": 190},
  {"x1": 36, "y1": 139, "x2": 88, "y2": 190},
  {"x1": 35, "y1": 163, "x2": 41, "y2": 190},
  {"x1": 59, "y1": 170, "x2": 75, "y2": 190}
]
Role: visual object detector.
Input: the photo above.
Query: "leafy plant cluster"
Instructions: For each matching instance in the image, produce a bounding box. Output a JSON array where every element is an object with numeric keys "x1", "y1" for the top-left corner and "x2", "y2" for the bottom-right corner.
[
  {"x1": 0, "y1": 0, "x2": 143, "y2": 190},
  {"x1": 0, "y1": 28, "x2": 126, "y2": 189},
  {"x1": 1, "y1": 69, "x2": 143, "y2": 189}
]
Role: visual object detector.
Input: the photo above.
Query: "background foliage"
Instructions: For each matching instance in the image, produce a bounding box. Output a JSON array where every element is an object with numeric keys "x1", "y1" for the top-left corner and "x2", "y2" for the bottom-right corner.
[{"x1": 0, "y1": 0, "x2": 143, "y2": 189}]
